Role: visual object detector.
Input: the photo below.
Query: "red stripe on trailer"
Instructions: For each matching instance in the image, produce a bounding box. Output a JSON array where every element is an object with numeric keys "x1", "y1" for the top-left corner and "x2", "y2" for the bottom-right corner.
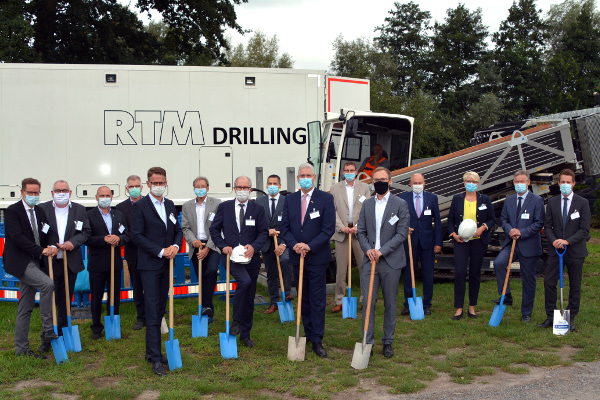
[
  {"x1": 0, "y1": 237, "x2": 4, "y2": 254},
  {"x1": 327, "y1": 77, "x2": 369, "y2": 113}
]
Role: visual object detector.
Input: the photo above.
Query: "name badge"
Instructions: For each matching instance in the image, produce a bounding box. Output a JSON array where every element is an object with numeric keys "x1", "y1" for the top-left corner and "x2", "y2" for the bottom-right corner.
[
  {"x1": 169, "y1": 213, "x2": 177, "y2": 224},
  {"x1": 358, "y1": 195, "x2": 366, "y2": 203},
  {"x1": 571, "y1": 211, "x2": 580, "y2": 220},
  {"x1": 310, "y1": 210, "x2": 320, "y2": 219},
  {"x1": 424, "y1": 209, "x2": 432, "y2": 216},
  {"x1": 278, "y1": 215, "x2": 282, "y2": 222},
  {"x1": 521, "y1": 213, "x2": 530, "y2": 220},
  {"x1": 118, "y1": 224, "x2": 125, "y2": 234},
  {"x1": 208, "y1": 212, "x2": 215, "y2": 222},
  {"x1": 41, "y1": 223, "x2": 50, "y2": 234},
  {"x1": 246, "y1": 219, "x2": 256, "y2": 226},
  {"x1": 478, "y1": 204, "x2": 487, "y2": 210},
  {"x1": 388, "y1": 215, "x2": 399, "y2": 225},
  {"x1": 75, "y1": 220, "x2": 83, "y2": 230}
]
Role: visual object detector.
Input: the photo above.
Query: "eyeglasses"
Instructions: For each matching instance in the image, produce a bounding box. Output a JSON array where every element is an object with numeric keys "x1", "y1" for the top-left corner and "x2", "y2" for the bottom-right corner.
[
  {"x1": 148, "y1": 181, "x2": 167, "y2": 186},
  {"x1": 235, "y1": 186, "x2": 251, "y2": 191},
  {"x1": 52, "y1": 189, "x2": 70, "y2": 194},
  {"x1": 24, "y1": 190, "x2": 40, "y2": 196},
  {"x1": 373, "y1": 178, "x2": 388, "y2": 183}
]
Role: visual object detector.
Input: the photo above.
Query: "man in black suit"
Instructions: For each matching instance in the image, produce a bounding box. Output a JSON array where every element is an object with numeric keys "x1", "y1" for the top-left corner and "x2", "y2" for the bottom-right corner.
[
  {"x1": 3, "y1": 178, "x2": 58, "y2": 358},
  {"x1": 115, "y1": 174, "x2": 145, "y2": 330},
  {"x1": 209, "y1": 176, "x2": 268, "y2": 347},
  {"x1": 131, "y1": 167, "x2": 182, "y2": 377},
  {"x1": 86, "y1": 186, "x2": 129, "y2": 340},
  {"x1": 39, "y1": 180, "x2": 91, "y2": 352},
  {"x1": 538, "y1": 169, "x2": 591, "y2": 331}
]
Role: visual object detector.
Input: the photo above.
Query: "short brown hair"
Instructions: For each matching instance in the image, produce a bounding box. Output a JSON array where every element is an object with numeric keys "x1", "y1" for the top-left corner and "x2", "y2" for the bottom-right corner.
[
  {"x1": 372, "y1": 167, "x2": 391, "y2": 179},
  {"x1": 21, "y1": 178, "x2": 41, "y2": 190},
  {"x1": 147, "y1": 167, "x2": 167, "y2": 180},
  {"x1": 513, "y1": 170, "x2": 530, "y2": 180},
  {"x1": 127, "y1": 175, "x2": 142, "y2": 184},
  {"x1": 343, "y1": 161, "x2": 357, "y2": 170},
  {"x1": 558, "y1": 169, "x2": 575, "y2": 183}
]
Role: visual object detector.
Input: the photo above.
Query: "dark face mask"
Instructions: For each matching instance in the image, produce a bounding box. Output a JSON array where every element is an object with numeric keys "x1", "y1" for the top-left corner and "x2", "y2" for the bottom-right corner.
[{"x1": 374, "y1": 181, "x2": 389, "y2": 195}]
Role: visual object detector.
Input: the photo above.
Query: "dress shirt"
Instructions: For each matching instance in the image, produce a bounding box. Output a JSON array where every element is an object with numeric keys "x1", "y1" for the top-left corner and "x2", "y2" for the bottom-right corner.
[
  {"x1": 98, "y1": 206, "x2": 112, "y2": 234},
  {"x1": 22, "y1": 199, "x2": 37, "y2": 231},
  {"x1": 53, "y1": 201, "x2": 72, "y2": 259},
  {"x1": 516, "y1": 190, "x2": 529, "y2": 208},
  {"x1": 374, "y1": 192, "x2": 390, "y2": 250},
  {"x1": 345, "y1": 180, "x2": 355, "y2": 224},
  {"x1": 195, "y1": 197, "x2": 208, "y2": 240},
  {"x1": 301, "y1": 187, "x2": 315, "y2": 216},
  {"x1": 560, "y1": 192, "x2": 574, "y2": 217},
  {"x1": 412, "y1": 191, "x2": 423, "y2": 215},
  {"x1": 269, "y1": 193, "x2": 281, "y2": 216},
  {"x1": 149, "y1": 193, "x2": 167, "y2": 227},
  {"x1": 235, "y1": 198, "x2": 249, "y2": 232}
]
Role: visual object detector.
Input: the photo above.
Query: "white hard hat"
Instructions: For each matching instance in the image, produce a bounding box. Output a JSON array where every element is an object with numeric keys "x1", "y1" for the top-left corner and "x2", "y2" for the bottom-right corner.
[
  {"x1": 230, "y1": 245, "x2": 251, "y2": 264},
  {"x1": 458, "y1": 219, "x2": 477, "y2": 242}
]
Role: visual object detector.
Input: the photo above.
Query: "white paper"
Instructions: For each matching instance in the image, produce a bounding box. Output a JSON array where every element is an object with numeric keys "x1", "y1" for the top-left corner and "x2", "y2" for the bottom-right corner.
[
  {"x1": 169, "y1": 213, "x2": 177, "y2": 224},
  {"x1": 424, "y1": 209, "x2": 432, "y2": 216},
  {"x1": 478, "y1": 205, "x2": 487, "y2": 210},
  {"x1": 41, "y1": 223, "x2": 50, "y2": 234},
  {"x1": 75, "y1": 220, "x2": 83, "y2": 230},
  {"x1": 521, "y1": 213, "x2": 530, "y2": 220},
  {"x1": 388, "y1": 215, "x2": 399, "y2": 225},
  {"x1": 358, "y1": 195, "x2": 366, "y2": 203},
  {"x1": 208, "y1": 212, "x2": 215, "y2": 222},
  {"x1": 310, "y1": 211, "x2": 320, "y2": 219},
  {"x1": 571, "y1": 211, "x2": 580, "y2": 220},
  {"x1": 278, "y1": 215, "x2": 282, "y2": 221},
  {"x1": 119, "y1": 224, "x2": 125, "y2": 234},
  {"x1": 246, "y1": 219, "x2": 256, "y2": 226}
]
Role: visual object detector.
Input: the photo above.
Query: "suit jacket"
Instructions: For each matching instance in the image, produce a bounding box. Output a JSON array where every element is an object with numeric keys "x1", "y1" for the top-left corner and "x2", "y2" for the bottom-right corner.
[
  {"x1": 209, "y1": 199, "x2": 269, "y2": 267},
  {"x1": 181, "y1": 196, "x2": 221, "y2": 259},
  {"x1": 280, "y1": 188, "x2": 336, "y2": 266},
  {"x1": 500, "y1": 192, "x2": 545, "y2": 257},
  {"x1": 3, "y1": 200, "x2": 59, "y2": 277},
  {"x1": 130, "y1": 194, "x2": 183, "y2": 271},
  {"x1": 399, "y1": 191, "x2": 443, "y2": 250},
  {"x1": 39, "y1": 200, "x2": 91, "y2": 273},
  {"x1": 86, "y1": 207, "x2": 129, "y2": 272},
  {"x1": 357, "y1": 194, "x2": 410, "y2": 269},
  {"x1": 447, "y1": 192, "x2": 496, "y2": 244},
  {"x1": 115, "y1": 198, "x2": 141, "y2": 264},
  {"x1": 256, "y1": 193, "x2": 287, "y2": 253},
  {"x1": 544, "y1": 193, "x2": 591, "y2": 258},
  {"x1": 330, "y1": 180, "x2": 371, "y2": 242}
]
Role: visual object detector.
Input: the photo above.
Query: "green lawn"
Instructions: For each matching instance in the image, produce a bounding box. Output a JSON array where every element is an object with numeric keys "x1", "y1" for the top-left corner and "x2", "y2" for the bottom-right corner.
[{"x1": 1, "y1": 230, "x2": 599, "y2": 399}]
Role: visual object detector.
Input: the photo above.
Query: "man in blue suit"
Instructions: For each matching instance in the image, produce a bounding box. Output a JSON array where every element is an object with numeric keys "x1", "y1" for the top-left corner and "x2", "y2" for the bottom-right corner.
[
  {"x1": 492, "y1": 170, "x2": 545, "y2": 322},
  {"x1": 131, "y1": 167, "x2": 182, "y2": 377},
  {"x1": 209, "y1": 176, "x2": 268, "y2": 347},
  {"x1": 280, "y1": 163, "x2": 336, "y2": 358},
  {"x1": 399, "y1": 173, "x2": 442, "y2": 316}
]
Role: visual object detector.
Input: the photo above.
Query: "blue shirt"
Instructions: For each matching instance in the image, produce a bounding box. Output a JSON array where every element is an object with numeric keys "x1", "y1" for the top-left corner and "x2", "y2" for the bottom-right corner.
[
  {"x1": 98, "y1": 206, "x2": 112, "y2": 234},
  {"x1": 516, "y1": 190, "x2": 529, "y2": 208}
]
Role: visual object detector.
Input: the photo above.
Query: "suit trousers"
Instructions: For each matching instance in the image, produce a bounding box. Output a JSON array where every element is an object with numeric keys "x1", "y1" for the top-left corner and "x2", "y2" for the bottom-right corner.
[
  {"x1": 453, "y1": 239, "x2": 487, "y2": 308},
  {"x1": 335, "y1": 234, "x2": 363, "y2": 305},
  {"x1": 403, "y1": 240, "x2": 435, "y2": 308},
  {"x1": 230, "y1": 261, "x2": 260, "y2": 339},
  {"x1": 139, "y1": 263, "x2": 169, "y2": 362},
  {"x1": 52, "y1": 259, "x2": 77, "y2": 330},
  {"x1": 89, "y1": 269, "x2": 122, "y2": 334},
  {"x1": 192, "y1": 248, "x2": 220, "y2": 312},
  {"x1": 361, "y1": 259, "x2": 401, "y2": 345},
  {"x1": 262, "y1": 245, "x2": 292, "y2": 305},
  {"x1": 127, "y1": 258, "x2": 145, "y2": 323},
  {"x1": 544, "y1": 253, "x2": 584, "y2": 319},
  {"x1": 493, "y1": 245, "x2": 538, "y2": 316},
  {"x1": 294, "y1": 262, "x2": 327, "y2": 343},
  {"x1": 14, "y1": 260, "x2": 55, "y2": 354}
]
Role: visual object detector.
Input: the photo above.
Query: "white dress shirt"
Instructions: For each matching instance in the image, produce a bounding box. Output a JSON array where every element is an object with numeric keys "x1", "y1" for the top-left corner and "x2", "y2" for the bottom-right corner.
[
  {"x1": 150, "y1": 192, "x2": 167, "y2": 227},
  {"x1": 268, "y1": 193, "x2": 281, "y2": 217},
  {"x1": 345, "y1": 180, "x2": 355, "y2": 224},
  {"x1": 53, "y1": 201, "x2": 72, "y2": 259},
  {"x1": 374, "y1": 192, "x2": 390, "y2": 250},
  {"x1": 195, "y1": 198, "x2": 207, "y2": 240},
  {"x1": 22, "y1": 199, "x2": 36, "y2": 231},
  {"x1": 561, "y1": 192, "x2": 573, "y2": 217},
  {"x1": 235, "y1": 198, "x2": 249, "y2": 232}
]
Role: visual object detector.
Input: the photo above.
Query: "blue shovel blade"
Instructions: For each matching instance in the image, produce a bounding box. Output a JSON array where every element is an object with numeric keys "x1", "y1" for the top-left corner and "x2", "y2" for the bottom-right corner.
[
  {"x1": 408, "y1": 296, "x2": 424, "y2": 320},
  {"x1": 192, "y1": 314, "x2": 209, "y2": 338},
  {"x1": 104, "y1": 313, "x2": 121, "y2": 341},
  {"x1": 165, "y1": 331, "x2": 182, "y2": 370},
  {"x1": 277, "y1": 300, "x2": 295, "y2": 323},
  {"x1": 220, "y1": 322, "x2": 238, "y2": 359},
  {"x1": 489, "y1": 304, "x2": 506, "y2": 327},
  {"x1": 62, "y1": 325, "x2": 82, "y2": 353},
  {"x1": 342, "y1": 289, "x2": 357, "y2": 319},
  {"x1": 51, "y1": 327, "x2": 69, "y2": 365}
]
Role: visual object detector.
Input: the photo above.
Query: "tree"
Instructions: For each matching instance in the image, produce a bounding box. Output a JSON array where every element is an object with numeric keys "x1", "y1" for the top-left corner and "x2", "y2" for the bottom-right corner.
[
  {"x1": 226, "y1": 31, "x2": 293, "y2": 68},
  {"x1": 0, "y1": 0, "x2": 40, "y2": 62}
]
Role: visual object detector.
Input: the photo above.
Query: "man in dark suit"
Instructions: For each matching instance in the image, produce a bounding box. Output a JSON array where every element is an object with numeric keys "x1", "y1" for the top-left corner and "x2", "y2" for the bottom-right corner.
[
  {"x1": 39, "y1": 180, "x2": 91, "y2": 352},
  {"x1": 538, "y1": 169, "x2": 591, "y2": 331},
  {"x1": 209, "y1": 176, "x2": 268, "y2": 347},
  {"x1": 86, "y1": 186, "x2": 129, "y2": 340},
  {"x1": 399, "y1": 173, "x2": 442, "y2": 316},
  {"x1": 131, "y1": 167, "x2": 182, "y2": 376},
  {"x1": 4, "y1": 177, "x2": 58, "y2": 358},
  {"x1": 256, "y1": 174, "x2": 293, "y2": 314},
  {"x1": 280, "y1": 163, "x2": 336, "y2": 358},
  {"x1": 492, "y1": 170, "x2": 545, "y2": 323},
  {"x1": 115, "y1": 174, "x2": 145, "y2": 330}
]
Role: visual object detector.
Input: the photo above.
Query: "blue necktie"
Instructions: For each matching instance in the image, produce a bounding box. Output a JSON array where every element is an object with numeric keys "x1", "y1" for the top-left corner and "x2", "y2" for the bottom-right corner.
[{"x1": 562, "y1": 197, "x2": 568, "y2": 238}]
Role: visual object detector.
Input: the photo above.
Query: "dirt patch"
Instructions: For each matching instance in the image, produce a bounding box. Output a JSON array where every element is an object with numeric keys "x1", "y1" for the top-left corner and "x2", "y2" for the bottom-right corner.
[
  {"x1": 588, "y1": 238, "x2": 600, "y2": 245},
  {"x1": 135, "y1": 390, "x2": 160, "y2": 400},
  {"x1": 125, "y1": 365, "x2": 138, "y2": 370},
  {"x1": 556, "y1": 345, "x2": 579, "y2": 361},
  {"x1": 92, "y1": 377, "x2": 121, "y2": 389},
  {"x1": 52, "y1": 393, "x2": 79, "y2": 399},
  {"x1": 13, "y1": 379, "x2": 57, "y2": 391}
]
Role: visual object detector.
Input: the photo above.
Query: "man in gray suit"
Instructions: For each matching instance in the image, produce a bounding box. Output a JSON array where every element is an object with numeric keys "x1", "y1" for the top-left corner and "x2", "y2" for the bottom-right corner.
[
  {"x1": 256, "y1": 174, "x2": 294, "y2": 314},
  {"x1": 181, "y1": 176, "x2": 221, "y2": 321},
  {"x1": 357, "y1": 167, "x2": 409, "y2": 358}
]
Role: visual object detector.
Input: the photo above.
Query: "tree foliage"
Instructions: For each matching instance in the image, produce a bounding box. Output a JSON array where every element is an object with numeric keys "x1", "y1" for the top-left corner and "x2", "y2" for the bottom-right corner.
[{"x1": 226, "y1": 31, "x2": 293, "y2": 68}]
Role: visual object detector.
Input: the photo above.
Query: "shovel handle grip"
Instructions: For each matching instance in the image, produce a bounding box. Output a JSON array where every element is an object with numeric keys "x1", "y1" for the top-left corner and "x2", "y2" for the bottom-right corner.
[
  {"x1": 363, "y1": 260, "x2": 377, "y2": 332},
  {"x1": 274, "y1": 235, "x2": 286, "y2": 294},
  {"x1": 556, "y1": 245, "x2": 567, "y2": 289},
  {"x1": 407, "y1": 234, "x2": 416, "y2": 289},
  {"x1": 501, "y1": 239, "x2": 517, "y2": 296},
  {"x1": 296, "y1": 255, "x2": 304, "y2": 327}
]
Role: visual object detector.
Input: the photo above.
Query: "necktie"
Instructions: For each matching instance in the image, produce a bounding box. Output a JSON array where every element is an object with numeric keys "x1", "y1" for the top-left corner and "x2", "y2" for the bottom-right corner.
[
  {"x1": 271, "y1": 198, "x2": 276, "y2": 220},
  {"x1": 416, "y1": 195, "x2": 421, "y2": 218},
  {"x1": 301, "y1": 194, "x2": 307, "y2": 225},
  {"x1": 29, "y1": 208, "x2": 40, "y2": 245},
  {"x1": 517, "y1": 197, "x2": 522, "y2": 218},
  {"x1": 239, "y1": 203, "x2": 245, "y2": 230},
  {"x1": 562, "y1": 197, "x2": 568, "y2": 237}
]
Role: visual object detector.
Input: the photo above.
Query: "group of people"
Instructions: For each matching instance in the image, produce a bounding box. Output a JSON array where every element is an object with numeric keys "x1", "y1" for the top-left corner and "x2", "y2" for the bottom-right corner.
[{"x1": 2, "y1": 163, "x2": 590, "y2": 376}]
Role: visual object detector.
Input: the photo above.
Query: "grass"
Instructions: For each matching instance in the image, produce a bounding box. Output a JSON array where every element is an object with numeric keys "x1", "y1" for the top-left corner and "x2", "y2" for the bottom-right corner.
[{"x1": 1, "y1": 229, "x2": 599, "y2": 399}]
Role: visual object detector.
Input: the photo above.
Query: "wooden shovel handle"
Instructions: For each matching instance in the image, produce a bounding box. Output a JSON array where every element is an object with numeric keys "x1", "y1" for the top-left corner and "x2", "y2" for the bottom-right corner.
[
  {"x1": 226, "y1": 253, "x2": 230, "y2": 323},
  {"x1": 110, "y1": 244, "x2": 115, "y2": 308},
  {"x1": 274, "y1": 235, "x2": 286, "y2": 294},
  {"x1": 408, "y1": 234, "x2": 416, "y2": 289},
  {"x1": 296, "y1": 255, "x2": 305, "y2": 327},
  {"x1": 363, "y1": 260, "x2": 377, "y2": 332},
  {"x1": 48, "y1": 256, "x2": 58, "y2": 327},
  {"x1": 63, "y1": 255, "x2": 71, "y2": 317},
  {"x1": 169, "y1": 258, "x2": 174, "y2": 330},
  {"x1": 198, "y1": 257, "x2": 202, "y2": 307},
  {"x1": 348, "y1": 233, "x2": 352, "y2": 289},
  {"x1": 501, "y1": 239, "x2": 517, "y2": 296}
]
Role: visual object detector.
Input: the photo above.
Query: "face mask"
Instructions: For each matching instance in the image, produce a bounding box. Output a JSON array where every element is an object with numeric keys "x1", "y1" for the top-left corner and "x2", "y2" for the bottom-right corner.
[
  {"x1": 128, "y1": 188, "x2": 141, "y2": 199},
  {"x1": 514, "y1": 183, "x2": 527, "y2": 194},
  {"x1": 412, "y1": 185, "x2": 424, "y2": 195},
  {"x1": 25, "y1": 195, "x2": 39, "y2": 207},
  {"x1": 344, "y1": 173, "x2": 356, "y2": 181},
  {"x1": 236, "y1": 190, "x2": 249, "y2": 202},
  {"x1": 465, "y1": 183, "x2": 478, "y2": 192},
  {"x1": 299, "y1": 178, "x2": 313, "y2": 190},
  {"x1": 560, "y1": 183, "x2": 572, "y2": 196},
  {"x1": 267, "y1": 185, "x2": 279, "y2": 196},
  {"x1": 54, "y1": 192, "x2": 70, "y2": 205},
  {"x1": 195, "y1": 188, "x2": 207, "y2": 198},
  {"x1": 374, "y1": 181, "x2": 389, "y2": 195},
  {"x1": 98, "y1": 198, "x2": 111, "y2": 208},
  {"x1": 151, "y1": 185, "x2": 166, "y2": 197}
]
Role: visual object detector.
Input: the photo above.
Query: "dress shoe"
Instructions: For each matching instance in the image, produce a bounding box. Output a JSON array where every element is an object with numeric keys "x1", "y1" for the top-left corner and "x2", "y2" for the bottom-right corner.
[
  {"x1": 229, "y1": 320, "x2": 241, "y2": 336},
  {"x1": 241, "y1": 337, "x2": 255, "y2": 347},
  {"x1": 521, "y1": 315, "x2": 531, "y2": 323},
  {"x1": 201, "y1": 307, "x2": 213, "y2": 318},
  {"x1": 92, "y1": 332, "x2": 102, "y2": 340},
  {"x1": 312, "y1": 342, "x2": 327, "y2": 357},
  {"x1": 383, "y1": 344, "x2": 394, "y2": 358},
  {"x1": 42, "y1": 330, "x2": 59, "y2": 342},
  {"x1": 452, "y1": 312, "x2": 463, "y2": 321},
  {"x1": 570, "y1": 323, "x2": 576, "y2": 332},
  {"x1": 424, "y1": 308, "x2": 431, "y2": 316},
  {"x1": 468, "y1": 312, "x2": 477, "y2": 319},
  {"x1": 152, "y1": 362, "x2": 167, "y2": 377},
  {"x1": 264, "y1": 304, "x2": 278, "y2": 314},
  {"x1": 145, "y1": 354, "x2": 168, "y2": 364},
  {"x1": 17, "y1": 350, "x2": 47, "y2": 359},
  {"x1": 208, "y1": 317, "x2": 214, "y2": 324},
  {"x1": 331, "y1": 304, "x2": 342, "y2": 313},
  {"x1": 537, "y1": 318, "x2": 552, "y2": 328},
  {"x1": 38, "y1": 341, "x2": 51, "y2": 353},
  {"x1": 285, "y1": 295, "x2": 294, "y2": 302},
  {"x1": 401, "y1": 307, "x2": 410, "y2": 315},
  {"x1": 492, "y1": 295, "x2": 513, "y2": 306},
  {"x1": 133, "y1": 321, "x2": 146, "y2": 330}
]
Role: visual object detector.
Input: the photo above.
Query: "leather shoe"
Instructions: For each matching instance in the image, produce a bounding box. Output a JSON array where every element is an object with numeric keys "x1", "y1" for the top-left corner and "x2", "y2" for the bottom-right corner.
[
  {"x1": 492, "y1": 295, "x2": 513, "y2": 306},
  {"x1": 38, "y1": 341, "x2": 51, "y2": 353},
  {"x1": 92, "y1": 332, "x2": 102, "y2": 340},
  {"x1": 452, "y1": 312, "x2": 463, "y2": 321},
  {"x1": 264, "y1": 304, "x2": 278, "y2": 314},
  {"x1": 201, "y1": 307, "x2": 213, "y2": 318},
  {"x1": 401, "y1": 307, "x2": 410, "y2": 315},
  {"x1": 146, "y1": 354, "x2": 168, "y2": 364},
  {"x1": 17, "y1": 350, "x2": 47, "y2": 359},
  {"x1": 241, "y1": 337, "x2": 255, "y2": 347},
  {"x1": 537, "y1": 318, "x2": 552, "y2": 328},
  {"x1": 312, "y1": 342, "x2": 327, "y2": 357},
  {"x1": 133, "y1": 321, "x2": 146, "y2": 330},
  {"x1": 521, "y1": 315, "x2": 531, "y2": 323},
  {"x1": 424, "y1": 308, "x2": 431, "y2": 316},
  {"x1": 229, "y1": 320, "x2": 241, "y2": 336},
  {"x1": 331, "y1": 304, "x2": 342, "y2": 313},
  {"x1": 152, "y1": 362, "x2": 167, "y2": 377},
  {"x1": 383, "y1": 344, "x2": 394, "y2": 358},
  {"x1": 42, "y1": 330, "x2": 59, "y2": 342},
  {"x1": 285, "y1": 295, "x2": 294, "y2": 302}
]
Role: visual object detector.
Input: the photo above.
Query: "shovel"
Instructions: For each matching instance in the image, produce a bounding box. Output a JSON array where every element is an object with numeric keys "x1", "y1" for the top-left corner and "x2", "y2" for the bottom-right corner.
[
  {"x1": 274, "y1": 235, "x2": 294, "y2": 323},
  {"x1": 165, "y1": 258, "x2": 183, "y2": 369},
  {"x1": 288, "y1": 254, "x2": 306, "y2": 361},
  {"x1": 47, "y1": 256, "x2": 68, "y2": 364},
  {"x1": 407, "y1": 235, "x2": 424, "y2": 321},
  {"x1": 489, "y1": 238, "x2": 517, "y2": 327},
  {"x1": 351, "y1": 259, "x2": 376, "y2": 370},
  {"x1": 342, "y1": 232, "x2": 357, "y2": 319},
  {"x1": 61, "y1": 256, "x2": 82, "y2": 352},
  {"x1": 553, "y1": 246, "x2": 570, "y2": 335},
  {"x1": 220, "y1": 254, "x2": 238, "y2": 359},
  {"x1": 192, "y1": 255, "x2": 209, "y2": 338},
  {"x1": 104, "y1": 245, "x2": 121, "y2": 341}
]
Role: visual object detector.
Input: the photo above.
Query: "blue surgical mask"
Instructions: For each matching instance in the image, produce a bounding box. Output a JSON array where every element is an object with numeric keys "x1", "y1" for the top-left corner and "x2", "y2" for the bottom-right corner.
[
  {"x1": 128, "y1": 188, "x2": 141, "y2": 199},
  {"x1": 560, "y1": 183, "x2": 572, "y2": 196},
  {"x1": 514, "y1": 183, "x2": 527, "y2": 194},
  {"x1": 98, "y1": 198, "x2": 111, "y2": 208},
  {"x1": 299, "y1": 178, "x2": 313, "y2": 190},
  {"x1": 194, "y1": 188, "x2": 207, "y2": 198},
  {"x1": 465, "y1": 183, "x2": 478, "y2": 192},
  {"x1": 267, "y1": 185, "x2": 279, "y2": 196},
  {"x1": 344, "y1": 173, "x2": 356, "y2": 181},
  {"x1": 25, "y1": 195, "x2": 39, "y2": 207}
]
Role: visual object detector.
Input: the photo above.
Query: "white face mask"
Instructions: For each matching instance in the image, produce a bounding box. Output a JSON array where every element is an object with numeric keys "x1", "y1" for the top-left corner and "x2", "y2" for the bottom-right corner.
[
  {"x1": 412, "y1": 185, "x2": 424, "y2": 195},
  {"x1": 54, "y1": 192, "x2": 70, "y2": 205},
  {"x1": 151, "y1": 185, "x2": 166, "y2": 197},
  {"x1": 236, "y1": 190, "x2": 250, "y2": 202}
]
